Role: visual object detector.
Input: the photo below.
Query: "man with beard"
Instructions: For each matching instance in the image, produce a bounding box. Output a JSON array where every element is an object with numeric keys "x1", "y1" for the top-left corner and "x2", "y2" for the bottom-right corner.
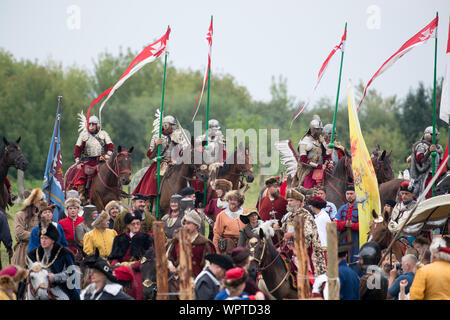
[
  {"x1": 297, "y1": 115, "x2": 332, "y2": 189},
  {"x1": 336, "y1": 186, "x2": 359, "y2": 264},
  {"x1": 256, "y1": 176, "x2": 287, "y2": 222},
  {"x1": 73, "y1": 115, "x2": 114, "y2": 204},
  {"x1": 114, "y1": 194, "x2": 156, "y2": 234},
  {"x1": 279, "y1": 188, "x2": 327, "y2": 278}
]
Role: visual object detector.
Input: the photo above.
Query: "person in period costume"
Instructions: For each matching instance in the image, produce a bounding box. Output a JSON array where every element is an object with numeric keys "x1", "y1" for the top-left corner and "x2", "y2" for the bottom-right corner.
[
  {"x1": 59, "y1": 198, "x2": 84, "y2": 257},
  {"x1": 194, "y1": 253, "x2": 234, "y2": 300},
  {"x1": 0, "y1": 265, "x2": 28, "y2": 300},
  {"x1": 74, "y1": 204, "x2": 97, "y2": 249},
  {"x1": 0, "y1": 209, "x2": 13, "y2": 269},
  {"x1": 410, "y1": 235, "x2": 450, "y2": 300},
  {"x1": 11, "y1": 188, "x2": 44, "y2": 267},
  {"x1": 308, "y1": 196, "x2": 331, "y2": 248},
  {"x1": 81, "y1": 250, "x2": 133, "y2": 300},
  {"x1": 114, "y1": 194, "x2": 155, "y2": 234},
  {"x1": 204, "y1": 179, "x2": 232, "y2": 240},
  {"x1": 215, "y1": 267, "x2": 263, "y2": 300},
  {"x1": 335, "y1": 186, "x2": 359, "y2": 264},
  {"x1": 337, "y1": 242, "x2": 360, "y2": 300},
  {"x1": 27, "y1": 223, "x2": 81, "y2": 300},
  {"x1": 105, "y1": 200, "x2": 121, "y2": 229},
  {"x1": 322, "y1": 123, "x2": 346, "y2": 164},
  {"x1": 28, "y1": 201, "x2": 68, "y2": 253},
  {"x1": 388, "y1": 181, "x2": 417, "y2": 236},
  {"x1": 132, "y1": 115, "x2": 184, "y2": 202},
  {"x1": 410, "y1": 126, "x2": 444, "y2": 199},
  {"x1": 73, "y1": 115, "x2": 114, "y2": 204},
  {"x1": 108, "y1": 212, "x2": 153, "y2": 300},
  {"x1": 256, "y1": 176, "x2": 287, "y2": 222},
  {"x1": 112, "y1": 265, "x2": 135, "y2": 296},
  {"x1": 83, "y1": 211, "x2": 117, "y2": 259},
  {"x1": 382, "y1": 199, "x2": 396, "y2": 220},
  {"x1": 237, "y1": 209, "x2": 280, "y2": 248},
  {"x1": 280, "y1": 188, "x2": 327, "y2": 279},
  {"x1": 316, "y1": 187, "x2": 338, "y2": 220},
  {"x1": 180, "y1": 187, "x2": 206, "y2": 235},
  {"x1": 296, "y1": 115, "x2": 332, "y2": 189},
  {"x1": 162, "y1": 194, "x2": 184, "y2": 239},
  {"x1": 356, "y1": 242, "x2": 388, "y2": 300},
  {"x1": 213, "y1": 190, "x2": 247, "y2": 254},
  {"x1": 167, "y1": 209, "x2": 216, "y2": 277}
]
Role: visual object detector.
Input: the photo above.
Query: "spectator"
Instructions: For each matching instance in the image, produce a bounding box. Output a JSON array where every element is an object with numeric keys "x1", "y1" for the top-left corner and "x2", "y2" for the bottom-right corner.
[
  {"x1": 387, "y1": 254, "x2": 417, "y2": 300},
  {"x1": 410, "y1": 236, "x2": 450, "y2": 300},
  {"x1": 195, "y1": 253, "x2": 234, "y2": 300},
  {"x1": 316, "y1": 187, "x2": 337, "y2": 220},
  {"x1": 308, "y1": 196, "x2": 331, "y2": 248}
]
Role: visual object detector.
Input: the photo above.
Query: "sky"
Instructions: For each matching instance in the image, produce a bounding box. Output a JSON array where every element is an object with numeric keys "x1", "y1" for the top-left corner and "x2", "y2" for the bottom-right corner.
[{"x1": 0, "y1": 0, "x2": 449, "y2": 109}]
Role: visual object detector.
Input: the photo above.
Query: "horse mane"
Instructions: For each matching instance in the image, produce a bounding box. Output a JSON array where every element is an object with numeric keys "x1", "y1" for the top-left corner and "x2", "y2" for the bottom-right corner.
[{"x1": 332, "y1": 155, "x2": 347, "y2": 176}]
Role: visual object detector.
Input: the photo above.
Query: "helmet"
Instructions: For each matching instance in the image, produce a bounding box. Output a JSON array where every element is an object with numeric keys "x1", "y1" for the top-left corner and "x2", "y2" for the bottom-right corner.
[
  {"x1": 355, "y1": 242, "x2": 381, "y2": 266},
  {"x1": 423, "y1": 126, "x2": 438, "y2": 143},
  {"x1": 162, "y1": 115, "x2": 177, "y2": 131},
  {"x1": 309, "y1": 115, "x2": 323, "y2": 130},
  {"x1": 209, "y1": 119, "x2": 220, "y2": 130},
  {"x1": 323, "y1": 123, "x2": 334, "y2": 136},
  {"x1": 89, "y1": 116, "x2": 100, "y2": 124}
]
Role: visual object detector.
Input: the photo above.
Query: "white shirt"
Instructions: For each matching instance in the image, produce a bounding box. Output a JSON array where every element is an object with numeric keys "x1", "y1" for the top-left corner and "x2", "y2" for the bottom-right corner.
[{"x1": 314, "y1": 209, "x2": 331, "y2": 247}]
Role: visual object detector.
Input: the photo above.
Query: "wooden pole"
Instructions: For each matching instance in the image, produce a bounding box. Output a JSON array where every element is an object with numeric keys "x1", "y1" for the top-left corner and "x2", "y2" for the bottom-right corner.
[
  {"x1": 17, "y1": 169, "x2": 24, "y2": 201},
  {"x1": 326, "y1": 222, "x2": 340, "y2": 300},
  {"x1": 178, "y1": 227, "x2": 194, "y2": 300},
  {"x1": 294, "y1": 215, "x2": 310, "y2": 299},
  {"x1": 153, "y1": 221, "x2": 169, "y2": 300}
]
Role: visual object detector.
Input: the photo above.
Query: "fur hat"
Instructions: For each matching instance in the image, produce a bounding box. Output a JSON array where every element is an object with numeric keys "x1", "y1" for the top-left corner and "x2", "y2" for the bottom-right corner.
[
  {"x1": 181, "y1": 209, "x2": 202, "y2": 229},
  {"x1": 180, "y1": 187, "x2": 196, "y2": 197},
  {"x1": 308, "y1": 196, "x2": 327, "y2": 209},
  {"x1": 265, "y1": 176, "x2": 281, "y2": 187},
  {"x1": 38, "y1": 200, "x2": 56, "y2": 216},
  {"x1": 0, "y1": 265, "x2": 28, "y2": 291},
  {"x1": 430, "y1": 236, "x2": 450, "y2": 262},
  {"x1": 105, "y1": 200, "x2": 121, "y2": 214},
  {"x1": 92, "y1": 211, "x2": 110, "y2": 229},
  {"x1": 400, "y1": 181, "x2": 414, "y2": 193},
  {"x1": 285, "y1": 188, "x2": 305, "y2": 202},
  {"x1": 224, "y1": 190, "x2": 245, "y2": 207},
  {"x1": 124, "y1": 211, "x2": 142, "y2": 225},
  {"x1": 64, "y1": 197, "x2": 81, "y2": 209},
  {"x1": 214, "y1": 179, "x2": 233, "y2": 193},
  {"x1": 23, "y1": 188, "x2": 45, "y2": 207},
  {"x1": 40, "y1": 222, "x2": 60, "y2": 242},
  {"x1": 239, "y1": 209, "x2": 260, "y2": 225}
]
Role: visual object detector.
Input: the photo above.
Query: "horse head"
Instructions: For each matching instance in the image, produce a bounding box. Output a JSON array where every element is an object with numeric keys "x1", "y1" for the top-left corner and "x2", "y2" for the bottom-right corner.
[
  {"x1": 25, "y1": 259, "x2": 50, "y2": 300},
  {"x1": 367, "y1": 209, "x2": 391, "y2": 249},
  {"x1": 140, "y1": 248, "x2": 158, "y2": 300},
  {"x1": 115, "y1": 146, "x2": 133, "y2": 185},
  {"x1": 372, "y1": 148, "x2": 394, "y2": 184},
  {"x1": 1, "y1": 136, "x2": 28, "y2": 171}
]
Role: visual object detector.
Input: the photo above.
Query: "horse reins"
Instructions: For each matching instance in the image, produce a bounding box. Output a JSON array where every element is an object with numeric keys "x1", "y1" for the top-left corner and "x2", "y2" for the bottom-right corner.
[{"x1": 97, "y1": 151, "x2": 131, "y2": 193}]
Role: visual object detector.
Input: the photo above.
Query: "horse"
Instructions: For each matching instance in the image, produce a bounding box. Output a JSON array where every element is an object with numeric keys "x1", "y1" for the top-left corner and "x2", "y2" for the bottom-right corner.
[
  {"x1": 64, "y1": 146, "x2": 133, "y2": 211},
  {"x1": 323, "y1": 152, "x2": 353, "y2": 209},
  {"x1": 435, "y1": 171, "x2": 450, "y2": 195},
  {"x1": 24, "y1": 261, "x2": 69, "y2": 300},
  {"x1": 379, "y1": 178, "x2": 406, "y2": 206},
  {"x1": 371, "y1": 146, "x2": 394, "y2": 185},
  {"x1": 0, "y1": 137, "x2": 28, "y2": 210},
  {"x1": 140, "y1": 248, "x2": 179, "y2": 300},
  {"x1": 367, "y1": 209, "x2": 410, "y2": 262},
  {"x1": 247, "y1": 228, "x2": 297, "y2": 300}
]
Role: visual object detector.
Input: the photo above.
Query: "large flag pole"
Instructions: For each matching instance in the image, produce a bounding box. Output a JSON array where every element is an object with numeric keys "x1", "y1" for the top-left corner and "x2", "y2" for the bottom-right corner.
[
  {"x1": 329, "y1": 22, "x2": 347, "y2": 150},
  {"x1": 431, "y1": 12, "x2": 439, "y2": 196},
  {"x1": 156, "y1": 27, "x2": 170, "y2": 220},
  {"x1": 203, "y1": 15, "x2": 213, "y2": 207}
]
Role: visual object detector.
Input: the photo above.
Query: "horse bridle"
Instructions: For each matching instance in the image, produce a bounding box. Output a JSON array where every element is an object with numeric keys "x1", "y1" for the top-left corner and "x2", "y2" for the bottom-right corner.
[
  {"x1": 140, "y1": 256, "x2": 158, "y2": 297},
  {"x1": 98, "y1": 151, "x2": 131, "y2": 192},
  {"x1": 26, "y1": 269, "x2": 55, "y2": 300}
]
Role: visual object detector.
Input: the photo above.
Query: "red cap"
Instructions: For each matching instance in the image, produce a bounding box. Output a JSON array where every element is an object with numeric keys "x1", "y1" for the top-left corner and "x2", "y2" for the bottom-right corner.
[
  {"x1": 0, "y1": 266, "x2": 18, "y2": 278},
  {"x1": 225, "y1": 267, "x2": 244, "y2": 280},
  {"x1": 113, "y1": 266, "x2": 135, "y2": 282},
  {"x1": 311, "y1": 196, "x2": 324, "y2": 202}
]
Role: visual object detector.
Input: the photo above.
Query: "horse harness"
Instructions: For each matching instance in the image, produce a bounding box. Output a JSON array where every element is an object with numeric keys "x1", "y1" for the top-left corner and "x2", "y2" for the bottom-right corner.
[{"x1": 96, "y1": 151, "x2": 131, "y2": 193}]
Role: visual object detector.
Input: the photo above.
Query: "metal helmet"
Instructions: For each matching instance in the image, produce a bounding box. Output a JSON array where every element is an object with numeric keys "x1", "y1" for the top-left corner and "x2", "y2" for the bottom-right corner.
[
  {"x1": 309, "y1": 115, "x2": 323, "y2": 130},
  {"x1": 208, "y1": 119, "x2": 221, "y2": 130},
  {"x1": 355, "y1": 242, "x2": 381, "y2": 266},
  {"x1": 423, "y1": 126, "x2": 438, "y2": 142},
  {"x1": 323, "y1": 123, "x2": 334, "y2": 136},
  {"x1": 162, "y1": 115, "x2": 177, "y2": 131},
  {"x1": 89, "y1": 116, "x2": 100, "y2": 124}
]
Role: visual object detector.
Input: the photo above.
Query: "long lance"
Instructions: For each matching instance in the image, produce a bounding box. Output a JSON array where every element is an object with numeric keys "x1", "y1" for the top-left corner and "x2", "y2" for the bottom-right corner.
[
  {"x1": 156, "y1": 31, "x2": 169, "y2": 220},
  {"x1": 328, "y1": 22, "x2": 347, "y2": 150},
  {"x1": 431, "y1": 12, "x2": 439, "y2": 196}
]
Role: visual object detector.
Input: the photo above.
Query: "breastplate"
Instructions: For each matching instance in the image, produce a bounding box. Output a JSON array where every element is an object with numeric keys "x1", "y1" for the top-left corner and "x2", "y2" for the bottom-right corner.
[{"x1": 85, "y1": 135, "x2": 104, "y2": 157}]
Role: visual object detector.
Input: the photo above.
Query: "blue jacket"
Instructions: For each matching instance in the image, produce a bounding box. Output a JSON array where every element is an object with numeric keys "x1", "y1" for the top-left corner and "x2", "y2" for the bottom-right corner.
[
  {"x1": 28, "y1": 222, "x2": 68, "y2": 252},
  {"x1": 388, "y1": 272, "x2": 415, "y2": 300},
  {"x1": 338, "y1": 259, "x2": 360, "y2": 300},
  {"x1": 336, "y1": 203, "x2": 360, "y2": 263},
  {"x1": 215, "y1": 288, "x2": 251, "y2": 300}
]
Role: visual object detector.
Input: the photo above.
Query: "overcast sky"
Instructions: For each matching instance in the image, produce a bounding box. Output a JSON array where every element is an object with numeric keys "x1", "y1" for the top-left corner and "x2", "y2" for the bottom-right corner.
[{"x1": 1, "y1": 0, "x2": 449, "y2": 109}]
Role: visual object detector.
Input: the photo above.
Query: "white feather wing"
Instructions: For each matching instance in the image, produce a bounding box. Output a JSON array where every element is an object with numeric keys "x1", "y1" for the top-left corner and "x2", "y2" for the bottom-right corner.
[
  {"x1": 78, "y1": 111, "x2": 87, "y2": 133},
  {"x1": 152, "y1": 108, "x2": 161, "y2": 135},
  {"x1": 274, "y1": 140, "x2": 298, "y2": 178}
]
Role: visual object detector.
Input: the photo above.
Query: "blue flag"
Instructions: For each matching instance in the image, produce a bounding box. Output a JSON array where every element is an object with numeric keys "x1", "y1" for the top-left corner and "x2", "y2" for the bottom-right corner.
[{"x1": 43, "y1": 97, "x2": 65, "y2": 221}]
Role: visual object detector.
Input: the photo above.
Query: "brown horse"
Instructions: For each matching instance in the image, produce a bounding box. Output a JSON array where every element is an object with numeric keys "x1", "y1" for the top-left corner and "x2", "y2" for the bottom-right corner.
[
  {"x1": 248, "y1": 228, "x2": 297, "y2": 300},
  {"x1": 367, "y1": 209, "x2": 410, "y2": 261},
  {"x1": 0, "y1": 137, "x2": 28, "y2": 211},
  {"x1": 65, "y1": 146, "x2": 133, "y2": 211},
  {"x1": 379, "y1": 178, "x2": 406, "y2": 207},
  {"x1": 371, "y1": 146, "x2": 394, "y2": 185}
]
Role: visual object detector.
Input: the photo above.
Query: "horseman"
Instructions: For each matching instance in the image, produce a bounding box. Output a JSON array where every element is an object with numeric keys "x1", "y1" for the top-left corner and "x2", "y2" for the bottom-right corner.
[
  {"x1": 73, "y1": 115, "x2": 114, "y2": 204},
  {"x1": 322, "y1": 123, "x2": 346, "y2": 164},
  {"x1": 132, "y1": 115, "x2": 183, "y2": 207},
  {"x1": 297, "y1": 115, "x2": 333, "y2": 189},
  {"x1": 410, "y1": 126, "x2": 444, "y2": 199}
]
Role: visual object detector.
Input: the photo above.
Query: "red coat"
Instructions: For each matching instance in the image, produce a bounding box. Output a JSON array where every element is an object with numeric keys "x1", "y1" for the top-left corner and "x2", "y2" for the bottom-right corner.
[
  {"x1": 256, "y1": 196, "x2": 288, "y2": 221},
  {"x1": 59, "y1": 216, "x2": 84, "y2": 255}
]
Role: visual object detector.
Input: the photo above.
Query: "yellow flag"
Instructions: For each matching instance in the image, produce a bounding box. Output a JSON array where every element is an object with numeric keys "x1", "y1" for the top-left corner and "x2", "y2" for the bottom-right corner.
[{"x1": 347, "y1": 81, "x2": 381, "y2": 247}]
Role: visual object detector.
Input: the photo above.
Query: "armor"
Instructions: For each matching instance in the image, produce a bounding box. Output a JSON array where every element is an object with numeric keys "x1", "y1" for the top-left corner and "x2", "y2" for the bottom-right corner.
[
  {"x1": 75, "y1": 129, "x2": 113, "y2": 161},
  {"x1": 298, "y1": 135, "x2": 323, "y2": 168}
]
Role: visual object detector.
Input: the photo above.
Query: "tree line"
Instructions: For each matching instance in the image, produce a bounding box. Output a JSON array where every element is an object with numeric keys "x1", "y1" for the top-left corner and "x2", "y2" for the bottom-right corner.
[{"x1": 0, "y1": 48, "x2": 445, "y2": 182}]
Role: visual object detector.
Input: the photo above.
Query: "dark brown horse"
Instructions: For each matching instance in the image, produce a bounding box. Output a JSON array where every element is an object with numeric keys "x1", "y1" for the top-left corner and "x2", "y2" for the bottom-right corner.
[
  {"x1": 247, "y1": 228, "x2": 297, "y2": 300},
  {"x1": 371, "y1": 146, "x2": 394, "y2": 185},
  {"x1": 379, "y1": 178, "x2": 406, "y2": 207},
  {"x1": 0, "y1": 137, "x2": 28, "y2": 210},
  {"x1": 65, "y1": 146, "x2": 133, "y2": 211}
]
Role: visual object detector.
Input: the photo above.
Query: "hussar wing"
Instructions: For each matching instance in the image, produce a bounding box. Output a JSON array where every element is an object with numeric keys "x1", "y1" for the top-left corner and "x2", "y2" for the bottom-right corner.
[{"x1": 274, "y1": 140, "x2": 299, "y2": 178}]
